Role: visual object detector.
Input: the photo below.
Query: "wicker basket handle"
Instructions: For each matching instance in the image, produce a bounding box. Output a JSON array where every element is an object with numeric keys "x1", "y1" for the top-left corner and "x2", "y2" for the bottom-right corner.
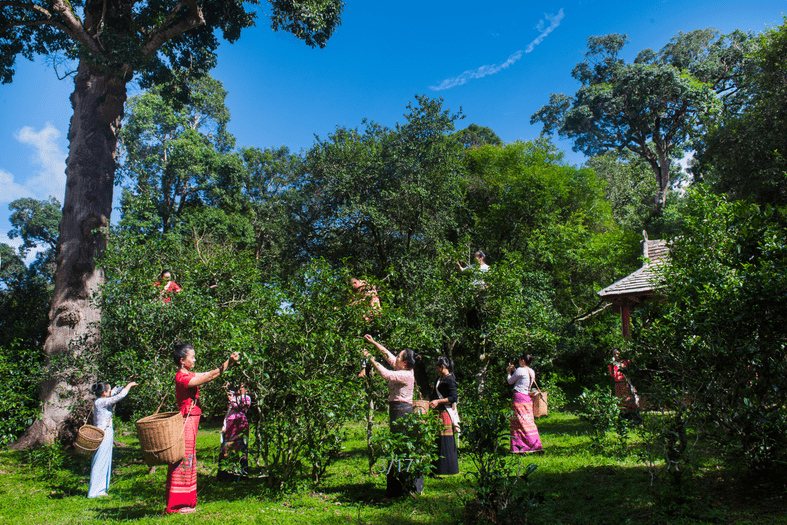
[
  {"x1": 532, "y1": 378, "x2": 546, "y2": 400},
  {"x1": 153, "y1": 390, "x2": 169, "y2": 415}
]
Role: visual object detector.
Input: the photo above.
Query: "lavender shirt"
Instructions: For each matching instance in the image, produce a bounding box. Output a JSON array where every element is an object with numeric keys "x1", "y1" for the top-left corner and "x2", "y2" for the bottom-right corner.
[{"x1": 506, "y1": 367, "x2": 534, "y2": 394}]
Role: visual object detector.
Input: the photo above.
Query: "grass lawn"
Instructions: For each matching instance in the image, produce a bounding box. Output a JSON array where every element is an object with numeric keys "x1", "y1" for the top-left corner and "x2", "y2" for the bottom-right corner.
[{"x1": 0, "y1": 412, "x2": 785, "y2": 524}]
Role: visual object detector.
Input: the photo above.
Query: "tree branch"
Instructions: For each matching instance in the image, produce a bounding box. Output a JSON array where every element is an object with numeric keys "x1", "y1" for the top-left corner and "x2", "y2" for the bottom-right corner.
[
  {"x1": 49, "y1": 0, "x2": 105, "y2": 57},
  {"x1": 1, "y1": 17, "x2": 69, "y2": 36},
  {"x1": 161, "y1": 0, "x2": 190, "y2": 31},
  {"x1": 0, "y1": 1, "x2": 52, "y2": 17},
  {"x1": 140, "y1": 0, "x2": 204, "y2": 58}
]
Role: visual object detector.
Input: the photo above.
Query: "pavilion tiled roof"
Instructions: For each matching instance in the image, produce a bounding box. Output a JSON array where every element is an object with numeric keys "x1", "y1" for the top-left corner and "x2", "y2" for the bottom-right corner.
[{"x1": 597, "y1": 239, "x2": 669, "y2": 301}]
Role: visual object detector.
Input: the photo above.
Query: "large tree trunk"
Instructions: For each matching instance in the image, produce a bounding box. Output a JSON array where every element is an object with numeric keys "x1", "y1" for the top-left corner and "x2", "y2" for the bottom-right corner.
[
  {"x1": 12, "y1": 62, "x2": 127, "y2": 448},
  {"x1": 656, "y1": 148, "x2": 671, "y2": 213}
]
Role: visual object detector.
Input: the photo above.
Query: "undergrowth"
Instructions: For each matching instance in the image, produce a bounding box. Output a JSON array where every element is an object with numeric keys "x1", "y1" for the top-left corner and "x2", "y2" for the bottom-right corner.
[{"x1": 0, "y1": 412, "x2": 784, "y2": 524}]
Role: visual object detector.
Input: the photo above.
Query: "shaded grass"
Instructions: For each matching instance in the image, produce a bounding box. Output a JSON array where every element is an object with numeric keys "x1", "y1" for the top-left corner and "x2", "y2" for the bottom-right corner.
[{"x1": 0, "y1": 412, "x2": 785, "y2": 524}]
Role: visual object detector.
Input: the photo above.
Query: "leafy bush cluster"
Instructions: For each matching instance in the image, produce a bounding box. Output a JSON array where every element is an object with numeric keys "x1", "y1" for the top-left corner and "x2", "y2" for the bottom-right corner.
[
  {"x1": 575, "y1": 386, "x2": 636, "y2": 454},
  {"x1": 369, "y1": 410, "x2": 441, "y2": 492},
  {"x1": 633, "y1": 190, "x2": 787, "y2": 479},
  {"x1": 459, "y1": 385, "x2": 544, "y2": 525}
]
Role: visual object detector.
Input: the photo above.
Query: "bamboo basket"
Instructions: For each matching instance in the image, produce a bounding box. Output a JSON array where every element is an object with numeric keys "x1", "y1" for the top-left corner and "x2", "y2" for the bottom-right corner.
[
  {"x1": 74, "y1": 425, "x2": 105, "y2": 457},
  {"x1": 412, "y1": 400, "x2": 429, "y2": 415},
  {"x1": 532, "y1": 391, "x2": 548, "y2": 418},
  {"x1": 136, "y1": 411, "x2": 185, "y2": 466}
]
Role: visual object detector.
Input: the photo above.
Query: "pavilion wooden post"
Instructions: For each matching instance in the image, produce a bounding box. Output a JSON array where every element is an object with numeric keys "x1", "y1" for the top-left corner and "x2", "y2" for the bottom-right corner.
[{"x1": 621, "y1": 303, "x2": 631, "y2": 339}]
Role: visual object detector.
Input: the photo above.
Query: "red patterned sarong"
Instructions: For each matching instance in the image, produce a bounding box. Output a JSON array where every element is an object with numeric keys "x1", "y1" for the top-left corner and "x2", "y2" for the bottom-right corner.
[
  {"x1": 438, "y1": 410, "x2": 453, "y2": 436},
  {"x1": 165, "y1": 414, "x2": 199, "y2": 513},
  {"x1": 434, "y1": 410, "x2": 459, "y2": 475},
  {"x1": 511, "y1": 392, "x2": 542, "y2": 453},
  {"x1": 614, "y1": 381, "x2": 638, "y2": 411}
]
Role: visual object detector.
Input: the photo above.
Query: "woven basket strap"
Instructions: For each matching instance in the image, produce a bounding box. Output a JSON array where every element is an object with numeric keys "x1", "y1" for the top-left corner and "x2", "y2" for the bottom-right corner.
[
  {"x1": 83, "y1": 402, "x2": 94, "y2": 426},
  {"x1": 532, "y1": 378, "x2": 546, "y2": 400},
  {"x1": 153, "y1": 389, "x2": 169, "y2": 415}
]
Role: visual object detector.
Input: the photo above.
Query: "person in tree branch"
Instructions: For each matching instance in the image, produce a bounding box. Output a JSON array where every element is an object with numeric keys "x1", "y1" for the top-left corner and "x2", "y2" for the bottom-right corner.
[
  {"x1": 165, "y1": 342, "x2": 239, "y2": 514},
  {"x1": 349, "y1": 278, "x2": 381, "y2": 322},
  {"x1": 457, "y1": 250, "x2": 490, "y2": 287},
  {"x1": 155, "y1": 269, "x2": 182, "y2": 304},
  {"x1": 349, "y1": 277, "x2": 381, "y2": 378}
]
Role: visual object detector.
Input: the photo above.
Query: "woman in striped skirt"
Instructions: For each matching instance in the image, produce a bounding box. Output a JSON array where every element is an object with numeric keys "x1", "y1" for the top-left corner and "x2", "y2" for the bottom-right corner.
[{"x1": 506, "y1": 354, "x2": 543, "y2": 453}]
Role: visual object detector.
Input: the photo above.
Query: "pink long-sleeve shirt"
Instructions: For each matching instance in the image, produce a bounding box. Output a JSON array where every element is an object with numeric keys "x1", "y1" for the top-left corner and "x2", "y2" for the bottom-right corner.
[{"x1": 377, "y1": 348, "x2": 414, "y2": 403}]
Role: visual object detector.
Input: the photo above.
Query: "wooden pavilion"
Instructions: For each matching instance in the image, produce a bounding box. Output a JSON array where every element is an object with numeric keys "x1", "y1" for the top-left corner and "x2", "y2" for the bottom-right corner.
[{"x1": 597, "y1": 233, "x2": 669, "y2": 338}]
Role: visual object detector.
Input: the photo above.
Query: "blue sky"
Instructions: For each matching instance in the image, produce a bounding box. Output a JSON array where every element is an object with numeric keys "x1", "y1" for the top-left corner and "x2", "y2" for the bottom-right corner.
[{"x1": 1, "y1": 0, "x2": 785, "y2": 263}]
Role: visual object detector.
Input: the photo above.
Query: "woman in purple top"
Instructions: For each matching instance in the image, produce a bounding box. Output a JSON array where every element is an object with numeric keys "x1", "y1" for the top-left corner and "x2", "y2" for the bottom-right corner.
[
  {"x1": 218, "y1": 383, "x2": 251, "y2": 480},
  {"x1": 506, "y1": 354, "x2": 543, "y2": 453},
  {"x1": 362, "y1": 333, "x2": 423, "y2": 496}
]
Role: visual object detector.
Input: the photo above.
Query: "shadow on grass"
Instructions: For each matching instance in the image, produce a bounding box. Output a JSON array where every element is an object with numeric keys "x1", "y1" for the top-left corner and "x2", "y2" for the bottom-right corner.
[
  {"x1": 198, "y1": 474, "x2": 275, "y2": 503},
  {"x1": 535, "y1": 415, "x2": 593, "y2": 436},
  {"x1": 321, "y1": 480, "x2": 387, "y2": 503},
  {"x1": 93, "y1": 503, "x2": 165, "y2": 520}
]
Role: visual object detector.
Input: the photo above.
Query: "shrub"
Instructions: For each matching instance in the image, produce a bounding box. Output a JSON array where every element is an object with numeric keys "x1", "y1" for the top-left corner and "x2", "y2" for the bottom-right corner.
[
  {"x1": 370, "y1": 410, "x2": 440, "y2": 494},
  {"x1": 460, "y1": 385, "x2": 543, "y2": 524},
  {"x1": 575, "y1": 386, "x2": 635, "y2": 453}
]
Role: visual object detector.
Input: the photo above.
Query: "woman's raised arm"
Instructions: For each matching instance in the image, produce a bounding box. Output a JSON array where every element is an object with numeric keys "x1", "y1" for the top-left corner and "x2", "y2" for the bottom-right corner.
[{"x1": 188, "y1": 352, "x2": 240, "y2": 387}]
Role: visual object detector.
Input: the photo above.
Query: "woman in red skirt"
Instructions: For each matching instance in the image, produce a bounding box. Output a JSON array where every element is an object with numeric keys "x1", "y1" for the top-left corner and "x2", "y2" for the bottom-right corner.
[{"x1": 166, "y1": 342, "x2": 240, "y2": 514}]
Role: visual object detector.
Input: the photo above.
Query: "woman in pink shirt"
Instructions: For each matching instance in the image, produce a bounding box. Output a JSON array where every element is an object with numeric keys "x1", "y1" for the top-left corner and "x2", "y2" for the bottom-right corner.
[{"x1": 362, "y1": 333, "x2": 423, "y2": 496}]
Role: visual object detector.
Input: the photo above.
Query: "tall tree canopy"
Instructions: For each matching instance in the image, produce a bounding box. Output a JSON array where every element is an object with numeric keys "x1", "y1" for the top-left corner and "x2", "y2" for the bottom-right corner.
[
  {"x1": 461, "y1": 139, "x2": 628, "y2": 318},
  {"x1": 118, "y1": 73, "x2": 240, "y2": 233},
  {"x1": 584, "y1": 151, "x2": 661, "y2": 233},
  {"x1": 8, "y1": 197, "x2": 61, "y2": 280},
  {"x1": 531, "y1": 29, "x2": 753, "y2": 211},
  {"x1": 452, "y1": 123, "x2": 503, "y2": 149},
  {"x1": 293, "y1": 96, "x2": 465, "y2": 276},
  {"x1": 697, "y1": 18, "x2": 787, "y2": 206},
  {"x1": 2, "y1": 0, "x2": 344, "y2": 447}
]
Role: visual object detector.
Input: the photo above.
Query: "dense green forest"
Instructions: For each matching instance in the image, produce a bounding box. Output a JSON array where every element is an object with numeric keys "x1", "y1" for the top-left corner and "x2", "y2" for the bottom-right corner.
[{"x1": 1, "y1": 17, "x2": 787, "y2": 520}]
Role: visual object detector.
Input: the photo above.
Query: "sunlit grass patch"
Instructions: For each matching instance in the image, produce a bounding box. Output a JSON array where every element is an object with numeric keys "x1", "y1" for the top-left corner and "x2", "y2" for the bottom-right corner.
[{"x1": 0, "y1": 412, "x2": 785, "y2": 524}]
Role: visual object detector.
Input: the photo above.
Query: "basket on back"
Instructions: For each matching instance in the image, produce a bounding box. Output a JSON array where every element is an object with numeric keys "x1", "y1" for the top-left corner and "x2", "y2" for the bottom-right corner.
[
  {"x1": 136, "y1": 411, "x2": 185, "y2": 466},
  {"x1": 532, "y1": 391, "x2": 548, "y2": 418},
  {"x1": 74, "y1": 425, "x2": 105, "y2": 457}
]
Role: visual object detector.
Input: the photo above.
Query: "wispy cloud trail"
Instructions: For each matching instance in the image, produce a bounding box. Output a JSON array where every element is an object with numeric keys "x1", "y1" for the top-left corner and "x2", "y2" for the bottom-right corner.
[{"x1": 430, "y1": 9, "x2": 565, "y2": 91}]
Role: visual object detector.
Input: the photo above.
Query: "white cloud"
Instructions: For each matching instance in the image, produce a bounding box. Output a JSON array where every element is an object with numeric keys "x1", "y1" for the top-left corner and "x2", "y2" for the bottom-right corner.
[
  {"x1": 0, "y1": 168, "x2": 34, "y2": 203},
  {"x1": 12, "y1": 123, "x2": 67, "y2": 202},
  {"x1": 0, "y1": 232, "x2": 20, "y2": 249},
  {"x1": 430, "y1": 9, "x2": 565, "y2": 91},
  {"x1": 0, "y1": 228, "x2": 47, "y2": 265}
]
